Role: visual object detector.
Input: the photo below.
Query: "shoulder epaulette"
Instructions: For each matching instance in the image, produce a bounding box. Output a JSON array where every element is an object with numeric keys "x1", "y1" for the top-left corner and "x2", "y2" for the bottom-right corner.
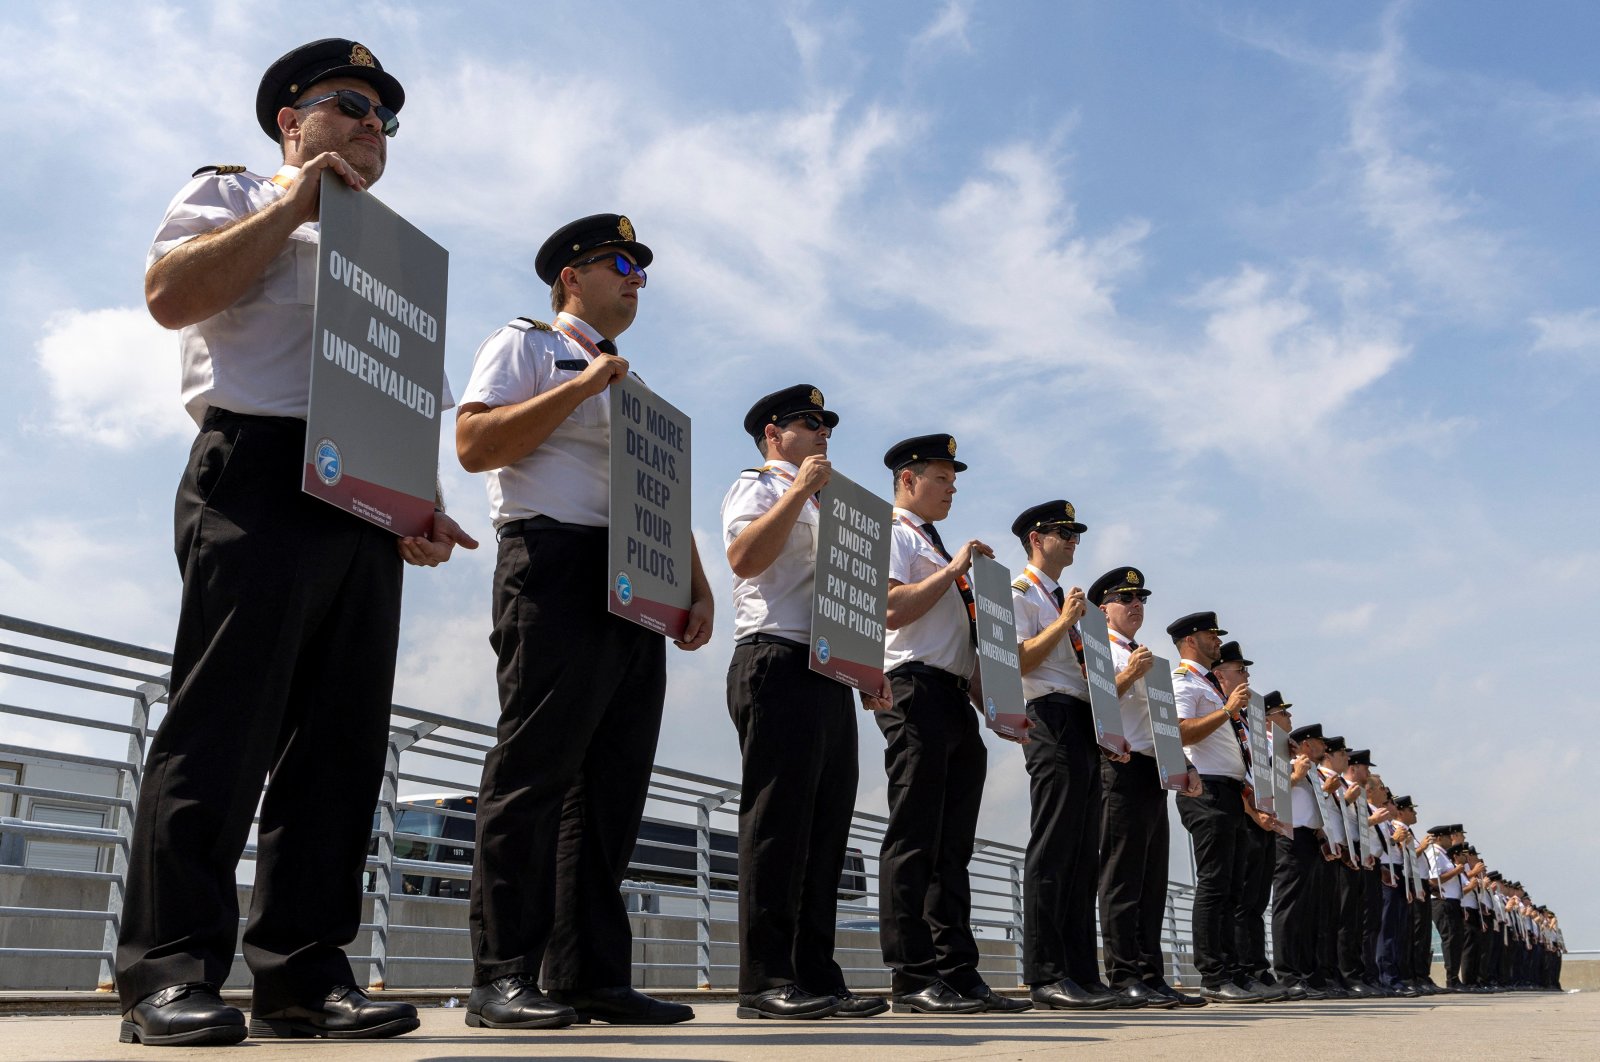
[
  {"x1": 192, "y1": 164, "x2": 246, "y2": 178},
  {"x1": 1011, "y1": 578, "x2": 1030, "y2": 593},
  {"x1": 741, "y1": 467, "x2": 767, "y2": 476},
  {"x1": 513, "y1": 316, "x2": 554, "y2": 332}
]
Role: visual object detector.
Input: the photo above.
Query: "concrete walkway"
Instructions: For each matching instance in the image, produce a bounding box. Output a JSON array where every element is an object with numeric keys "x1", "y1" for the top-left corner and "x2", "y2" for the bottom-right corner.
[{"x1": 0, "y1": 991, "x2": 1588, "y2": 1061}]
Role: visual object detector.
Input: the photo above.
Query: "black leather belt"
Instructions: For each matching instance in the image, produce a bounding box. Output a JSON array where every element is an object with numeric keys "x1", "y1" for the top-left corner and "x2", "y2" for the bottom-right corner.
[
  {"x1": 497, "y1": 514, "x2": 605, "y2": 539},
  {"x1": 888, "y1": 662, "x2": 970, "y2": 692},
  {"x1": 1198, "y1": 774, "x2": 1244, "y2": 787},
  {"x1": 201, "y1": 408, "x2": 305, "y2": 433},
  {"x1": 734, "y1": 633, "x2": 806, "y2": 649},
  {"x1": 1027, "y1": 691, "x2": 1092, "y2": 711}
]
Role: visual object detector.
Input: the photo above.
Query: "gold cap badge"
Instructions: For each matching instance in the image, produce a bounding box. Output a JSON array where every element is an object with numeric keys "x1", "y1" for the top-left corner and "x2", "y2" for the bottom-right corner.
[
  {"x1": 1063, "y1": 502, "x2": 1076, "y2": 521},
  {"x1": 349, "y1": 43, "x2": 376, "y2": 68},
  {"x1": 809, "y1": 388, "x2": 824, "y2": 408},
  {"x1": 1126, "y1": 570, "x2": 1140, "y2": 585},
  {"x1": 618, "y1": 216, "x2": 635, "y2": 241},
  {"x1": 947, "y1": 437, "x2": 958, "y2": 456}
]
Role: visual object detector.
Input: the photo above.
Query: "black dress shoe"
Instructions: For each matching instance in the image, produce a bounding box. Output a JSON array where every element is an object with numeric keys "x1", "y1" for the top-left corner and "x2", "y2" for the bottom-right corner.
[
  {"x1": 962, "y1": 984, "x2": 1033, "y2": 1012},
  {"x1": 1199, "y1": 982, "x2": 1263, "y2": 1004},
  {"x1": 1242, "y1": 977, "x2": 1286, "y2": 1002},
  {"x1": 249, "y1": 986, "x2": 418, "y2": 1039},
  {"x1": 1146, "y1": 981, "x2": 1208, "y2": 1008},
  {"x1": 1281, "y1": 983, "x2": 1309, "y2": 1001},
  {"x1": 1115, "y1": 982, "x2": 1171, "y2": 1009},
  {"x1": 120, "y1": 983, "x2": 246, "y2": 1047},
  {"x1": 1344, "y1": 980, "x2": 1380, "y2": 999},
  {"x1": 465, "y1": 975, "x2": 577, "y2": 1029},
  {"x1": 892, "y1": 980, "x2": 986, "y2": 1014},
  {"x1": 548, "y1": 986, "x2": 694, "y2": 1025},
  {"x1": 736, "y1": 985, "x2": 840, "y2": 1020},
  {"x1": 829, "y1": 991, "x2": 890, "y2": 1017},
  {"x1": 1029, "y1": 978, "x2": 1119, "y2": 1011}
]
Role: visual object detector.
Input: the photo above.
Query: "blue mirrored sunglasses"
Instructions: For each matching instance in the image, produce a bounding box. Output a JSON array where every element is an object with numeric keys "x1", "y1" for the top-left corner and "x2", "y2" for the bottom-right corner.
[{"x1": 571, "y1": 252, "x2": 647, "y2": 287}]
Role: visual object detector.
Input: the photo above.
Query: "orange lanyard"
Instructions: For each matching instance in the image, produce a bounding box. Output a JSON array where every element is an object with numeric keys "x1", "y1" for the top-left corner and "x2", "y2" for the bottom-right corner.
[
  {"x1": 550, "y1": 318, "x2": 603, "y2": 359},
  {"x1": 760, "y1": 465, "x2": 819, "y2": 510}
]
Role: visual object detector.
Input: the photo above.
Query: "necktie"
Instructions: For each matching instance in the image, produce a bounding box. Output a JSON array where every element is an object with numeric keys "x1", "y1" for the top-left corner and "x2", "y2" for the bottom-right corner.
[
  {"x1": 1127, "y1": 638, "x2": 1139, "y2": 650},
  {"x1": 597, "y1": 339, "x2": 618, "y2": 355},
  {"x1": 921, "y1": 522, "x2": 977, "y2": 646},
  {"x1": 1051, "y1": 586, "x2": 1064, "y2": 609}
]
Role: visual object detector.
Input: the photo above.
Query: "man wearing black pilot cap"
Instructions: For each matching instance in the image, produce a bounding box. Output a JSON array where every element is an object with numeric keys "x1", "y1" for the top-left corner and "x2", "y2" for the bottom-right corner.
[
  {"x1": 1168, "y1": 611, "x2": 1260, "y2": 1002},
  {"x1": 721, "y1": 385, "x2": 881, "y2": 1020},
  {"x1": 457, "y1": 214, "x2": 714, "y2": 1030},
  {"x1": 115, "y1": 37, "x2": 476, "y2": 1047},
  {"x1": 1008, "y1": 502, "x2": 1120, "y2": 1012}
]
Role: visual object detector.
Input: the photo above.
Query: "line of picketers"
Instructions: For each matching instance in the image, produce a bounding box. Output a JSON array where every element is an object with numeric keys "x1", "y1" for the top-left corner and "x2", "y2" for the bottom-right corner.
[
  {"x1": 705, "y1": 388, "x2": 1565, "y2": 1018},
  {"x1": 111, "y1": 34, "x2": 1565, "y2": 1046}
]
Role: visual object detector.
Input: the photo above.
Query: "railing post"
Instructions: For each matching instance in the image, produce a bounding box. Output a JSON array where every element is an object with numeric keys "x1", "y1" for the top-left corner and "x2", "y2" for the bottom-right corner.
[
  {"x1": 1009, "y1": 855, "x2": 1025, "y2": 985},
  {"x1": 368, "y1": 721, "x2": 438, "y2": 992},
  {"x1": 1164, "y1": 885, "x2": 1184, "y2": 986},
  {"x1": 692, "y1": 790, "x2": 737, "y2": 990},
  {"x1": 98, "y1": 677, "x2": 165, "y2": 992}
]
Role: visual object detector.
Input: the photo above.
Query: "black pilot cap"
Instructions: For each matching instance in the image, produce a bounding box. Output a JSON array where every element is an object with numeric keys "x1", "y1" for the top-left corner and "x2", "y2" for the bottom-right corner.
[
  {"x1": 535, "y1": 214, "x2": 653, "y2": 285},
  {"x1": 256, "y1": 39, "x2": 404, "y2": 141}
]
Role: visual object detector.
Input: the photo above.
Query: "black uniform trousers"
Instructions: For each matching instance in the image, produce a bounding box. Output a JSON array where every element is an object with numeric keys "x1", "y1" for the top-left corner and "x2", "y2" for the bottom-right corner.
[
  {"x1": 1431, "y1": 897, "x2": 1464, "y2": 988},
  {"x1": 875, "y1": 667, "x2": 987, "y2": 996},
  {"x1": 726, "y1": 638, "x2": 857, "y2": 995},
  {"x1": 1021, "y1": 693, "x2": 1102, "y2": 987},
  {"x1": 1360, "y1": 865, "x2": 1383, "y2": 983},
  {"x1": 1270, "y1": 826, "x2": 1323, "y2": 986},
  {"x1": 1176, "y1": 776, "x2": 1250, "y2": 988},
  {"x1": 116, "y1": 411, "x2": 402, "y2": 1013},
  {"x1": 1313, "y1": 855, "x2": 1345, "y2": 986},
  {"x1": 1331, "y1": 860, "x2": 1365, "y2": 984},
  {"x1": 1459, "y1": 904, "x2": 1484, "y2": 985},
  {"x1": 1097, "y1": 753, "x2": 1170, "y2": 989},
  {"x1": 1484, "y1": 918, "x2": 1505, "y2": 984},
  {"x1": 1410, "y1": 888, "x2": 1435, "y2": 982},
  {"x1": 1376, "y1": 872, "x2": 1409, "y2": 987},
  {"x1": 1234, "y1": 820, "x2": 1276, "y2": 982},
  {"x1": 469, "y1": 525, "x2": 667, "y2": 990}
]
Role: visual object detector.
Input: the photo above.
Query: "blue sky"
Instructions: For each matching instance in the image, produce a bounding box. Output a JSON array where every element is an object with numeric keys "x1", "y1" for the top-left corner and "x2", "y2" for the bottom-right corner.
[{"x1": 3, "y1": 1, "x2": 1596, "y2": 947}]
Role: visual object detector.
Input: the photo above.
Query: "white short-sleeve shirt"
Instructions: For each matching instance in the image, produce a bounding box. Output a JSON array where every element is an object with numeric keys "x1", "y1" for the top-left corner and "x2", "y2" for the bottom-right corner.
[
  {"x1": 1011, "y1": 565, "x2": 1090, "y2": 703},
  {"x1": 150, "y1": 166, "x2": 453, "y2": 426},
  {"x1": 1107, "y1": 627, "x2": 1154, "y2": 754},
  {"x1": 461, "y1": 312, "x2": 613, "y2": 527},
  {"x1": 1174, "y1": 660, "x2": 1245, "y2": 780},
  {"x1": 721, "y1": 461, "x2": 818, "y2": 642},
  {"x1": 883, "y1": 508, "x2": 975, "y2": 677}
]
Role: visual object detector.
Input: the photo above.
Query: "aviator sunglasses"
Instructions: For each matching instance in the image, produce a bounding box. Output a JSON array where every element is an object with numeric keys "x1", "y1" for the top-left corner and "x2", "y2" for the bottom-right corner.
[
  {"x1": 294, "y1": 89, "x2": 400, "y2": 137},
  {"x1": 571, "y1": 252, "x2": 648, "y2": 287},
  {"x1": 778, "y1": 413, "x2": 827, "y2": 431}
]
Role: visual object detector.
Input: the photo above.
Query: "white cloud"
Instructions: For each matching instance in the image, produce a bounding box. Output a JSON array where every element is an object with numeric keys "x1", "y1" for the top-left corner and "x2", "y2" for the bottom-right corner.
[
  {"x1": 1530, "y1": 307, "x2": 1600, "y2": 363},
  {"x1": 34, "y1": 307, "x2": 195, "y2": 448},
  {"x1": 910, "y1": 0, "x2": 974, "y2": 57}
]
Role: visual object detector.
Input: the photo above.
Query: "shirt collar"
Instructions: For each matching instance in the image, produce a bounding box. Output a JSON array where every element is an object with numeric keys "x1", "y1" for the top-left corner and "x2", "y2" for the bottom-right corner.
[
  {"x1": 763, "y1": 459, "x2": 799, "y2": 474},
  {"x1": 892, "y1": 505, "x2": 934, "y2": 525},
  {"x1": 270, "y1": 165, "x2": 300, "y2": 189},
  {"x1": 555, "y1": 311, "x2": 603, "y2": 344},
  {"x1": 1179, "y1": 657, "x2": 1211, "y2": 677}
]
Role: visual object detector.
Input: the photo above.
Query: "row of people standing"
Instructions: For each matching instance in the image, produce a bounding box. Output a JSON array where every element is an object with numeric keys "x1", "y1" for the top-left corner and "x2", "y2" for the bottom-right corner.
[{"x1": 111, "y1": 35, "x2": 1562, "y2": 1049}]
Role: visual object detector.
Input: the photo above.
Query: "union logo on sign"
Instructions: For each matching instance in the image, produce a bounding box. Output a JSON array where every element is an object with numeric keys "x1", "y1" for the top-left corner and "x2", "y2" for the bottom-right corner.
[
  {"x1": 314, "y1": 438, "x2": 342, "y2": 486},
  {"x1": 815, "y1": 637, "x2": 831, "y2": 664},
  {"x1": 614, "y1": 572, "x2": 633, "y2": 606}
]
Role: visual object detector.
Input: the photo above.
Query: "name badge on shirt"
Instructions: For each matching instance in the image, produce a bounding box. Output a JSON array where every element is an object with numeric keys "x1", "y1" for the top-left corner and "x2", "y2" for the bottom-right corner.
[{"x1": 555, "y1": 359, "x2": 587, "y2": 371}]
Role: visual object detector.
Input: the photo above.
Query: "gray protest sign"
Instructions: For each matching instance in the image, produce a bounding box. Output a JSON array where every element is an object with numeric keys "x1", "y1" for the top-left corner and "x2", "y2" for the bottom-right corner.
[
  {"x1": 1247, "y1": 691, "x2": 1273, "y2": 814},
  {"x1": 608, "y1": 376, "x2": 691, "y2": 639},
  {"x1": 1272, "y1": 726, "x2": 1294, "y2": 835},
  {"x1": 810, "y1": 473, "x2": 891, "y2": 691},
  {"x1": 1076, "y1": 604, "x2": 1130, "y2": 755},
  {"x1": 304, "y1": 172, "x2": 447, "y2": 537},
  {"x1": 968, "y1": 555, "x2": 1027, "y2": 741},
  {"x1": 1142, "y1": 659, "x2": 1191, "y2": 791}
]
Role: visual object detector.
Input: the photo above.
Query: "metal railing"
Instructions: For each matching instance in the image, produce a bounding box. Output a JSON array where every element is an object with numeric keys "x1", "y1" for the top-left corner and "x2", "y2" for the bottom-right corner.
[{"x1": 0, "y1": 612, "x2": 1203, "y2": 992}]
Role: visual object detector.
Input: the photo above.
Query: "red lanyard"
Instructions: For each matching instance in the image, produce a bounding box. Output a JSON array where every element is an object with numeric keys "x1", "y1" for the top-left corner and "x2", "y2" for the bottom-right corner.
[{"x1": 896, "y1": 514, "x2": 975, "y2": 624}]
